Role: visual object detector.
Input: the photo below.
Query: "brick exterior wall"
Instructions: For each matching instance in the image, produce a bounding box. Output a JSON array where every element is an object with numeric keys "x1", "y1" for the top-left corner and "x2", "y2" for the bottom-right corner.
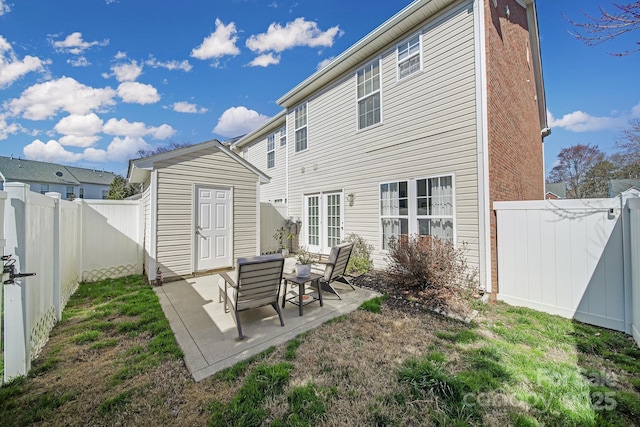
[{"x1": 485, "y1": 0, "x2": 545, "y2": 294}]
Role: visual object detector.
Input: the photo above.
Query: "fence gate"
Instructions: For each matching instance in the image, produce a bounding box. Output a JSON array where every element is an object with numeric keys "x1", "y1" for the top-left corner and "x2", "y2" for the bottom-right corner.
[{"x1": 495, "y1": 198, "x2": 629, "y2": 333}]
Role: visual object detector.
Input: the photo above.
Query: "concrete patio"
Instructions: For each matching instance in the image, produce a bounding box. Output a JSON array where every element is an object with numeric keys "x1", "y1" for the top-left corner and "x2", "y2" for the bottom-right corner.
[{"x1": 154, "y1": 258, "x2": 381, "y2": 382}]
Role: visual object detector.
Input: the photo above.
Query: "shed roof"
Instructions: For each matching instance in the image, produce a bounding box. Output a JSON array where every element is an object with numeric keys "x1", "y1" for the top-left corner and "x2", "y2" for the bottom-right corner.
[
  {"x1": 0, "y1": 156, "x2": 117, "y2": 186},
  {"x1": 127, "y1": 139, "x2": 270, "y2": 184}
]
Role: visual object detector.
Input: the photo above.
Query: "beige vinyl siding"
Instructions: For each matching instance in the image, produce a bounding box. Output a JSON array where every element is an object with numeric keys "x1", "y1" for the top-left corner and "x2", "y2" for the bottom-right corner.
[
  {"x1": 141, "y1": 178, "x2": 152, "y2": 280},
  {"x1": 281, "y1": 0, "x2": 479, "y2": 269},
  {"x1": 245, "y1": 134, "x2": 288, "y2": 203},
  {"x1": 154, "y1": 147, "x2": 259, "y2": 279}
]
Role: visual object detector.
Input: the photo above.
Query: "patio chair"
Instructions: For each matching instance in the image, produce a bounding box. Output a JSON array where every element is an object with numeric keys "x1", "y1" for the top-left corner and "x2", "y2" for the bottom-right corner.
[
  {"x1": 219, "y1": 254, "x2": 285, "y2": 340},
  {"x1": 314, "y1": 242, "x2": 356, "y2": 299}
]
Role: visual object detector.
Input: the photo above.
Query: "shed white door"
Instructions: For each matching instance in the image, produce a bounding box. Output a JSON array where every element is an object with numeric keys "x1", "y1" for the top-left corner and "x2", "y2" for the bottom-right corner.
[{"x1": 195, "y1": 186, "x2": 232, "y2": 271}]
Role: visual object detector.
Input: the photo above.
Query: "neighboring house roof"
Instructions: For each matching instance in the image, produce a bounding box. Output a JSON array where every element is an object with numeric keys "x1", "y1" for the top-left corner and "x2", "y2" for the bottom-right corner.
[
  {"x1": 609, "y1": 179, "x2": 640, "y2": 198},
  {"x1": 0, "y1": 156, "x2": 117, "y2": 189},
  {"x1": 64, "y1": 166, "x2": 118, "y2": 186},
  {"x1": 127, "y1": 139, "x2": 270, "y2": 184},
  {"x1": 545, "y1": 182, "x2": 567, "y2": 199}
]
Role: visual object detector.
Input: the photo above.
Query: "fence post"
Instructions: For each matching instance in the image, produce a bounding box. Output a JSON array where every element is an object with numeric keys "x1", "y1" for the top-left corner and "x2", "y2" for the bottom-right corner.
[
  {"x1": 3, "y1": 182, "x2": 30, "y2": 381},
  {"x1": 0, "y1": 190, "x2": 6, "y2": 383},
  {"x1": 46, "y1": 192, "x2": 63, "y2": 321},
  {"x1": 76, "y1": 199, "x2": 84, "y2": 283}
]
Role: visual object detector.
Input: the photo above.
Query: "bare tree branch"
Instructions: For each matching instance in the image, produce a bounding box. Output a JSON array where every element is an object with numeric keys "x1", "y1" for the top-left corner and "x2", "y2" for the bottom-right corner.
[{"x1": 565, "y1": 2, "x2": 640, "y2": 56}]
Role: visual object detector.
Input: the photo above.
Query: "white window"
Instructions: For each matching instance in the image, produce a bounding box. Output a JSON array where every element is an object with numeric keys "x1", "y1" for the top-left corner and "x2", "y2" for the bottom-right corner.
[
  {"x1": 294, "y1": 103, "x2": 307, "y2": 152},
  {"x1": 380, "y1": 181, "x2": 409, "y2": 250},
  {"x1": 357, "y1": 60, "x2": 381, "y2": 130},
  {"x1": 66, "y1": 186, "x2": 74, "y2": 199},
  {"x1": 79, "y1": 187, "x2": 84, "y2": 198},
  {"x1": 397, "y1": 34, "x2": 422, "y2": 80},
  {"x1": 102, "y1": 190, "x2": 108, "y2": 199},
  {"x1": 267, "y1": 134, "x2": 275, "y2": 169},
  {"x1": 380, "y1": 175, "x2": 454, "y2": 249},
  {"x1": 279, "y1": 126, "x2": 287, "y2": 146},
  {"x1": 40, "y1": 184, "x2": 49, "y2": 194}
]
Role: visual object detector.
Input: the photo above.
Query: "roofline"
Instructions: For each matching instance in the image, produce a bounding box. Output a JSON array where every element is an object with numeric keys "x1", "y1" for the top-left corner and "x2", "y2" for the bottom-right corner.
[
  {"x1": 276, "y1": 0, "x2": 456, "y2": 108},
  {"x1": 233, "y1": 110, "x2": 286, "y2": 150},
  {"x1": 128, "y1": 139, "x2": 270, "y2": 184}
]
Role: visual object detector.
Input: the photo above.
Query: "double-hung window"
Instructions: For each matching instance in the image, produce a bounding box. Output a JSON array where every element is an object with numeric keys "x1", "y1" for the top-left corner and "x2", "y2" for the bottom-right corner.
[
  {"x1": 357, "y1": 60, "x2": 381, "y2": 130},
  {"x1": 294, "y1": 104, "x2": 307, "y2": 152},
  {"x1": 397, "y1": 34, "x2": 422, "y2": 80},
  {"x1": 279, "y1": 126, "x2": 287, "y2": 146},
  {"x1": 380, "y1": 175, "x2": 454, "y2": 249},
  {"x1": 380, "y1": 181, "x2": 409, "y2": 250},
  {"x1": 416, "y1": 176, "x2": 453, "y2": 241},
  {"x1": 267, "y1": 133, "x2": 275, "y2": 169},
  {"x1": 40, "y1": 184, "x2": 49, "y2": 194}
]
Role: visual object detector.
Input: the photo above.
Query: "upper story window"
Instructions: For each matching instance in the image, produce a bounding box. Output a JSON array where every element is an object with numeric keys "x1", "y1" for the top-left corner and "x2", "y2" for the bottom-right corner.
[
  {"x1": 79, "y1": 188, "x2": 84, "y2": 199},
  {"x1": 397, "y1": 34, "x2": 422, "y2": 80},
  {"x1": 66, "y1": 186, "x2": 74, "y2": 199},
  {"x1": 279, "y1": 126, "x2": 287, "y2": 146},
  {"x1": 102, "y1": 190, "x2": 108, "y2": 199},
  {"x1": 267, "y1": 133, "x2": 275, "y2": 169},
  {"x1": 294, "y1": 103, "x2": 307, "y2": 152},
  {"x1": 357, "y1": 60, "x2": 381, "y2": 130},
  {"x1": 40, "y1": 183, "x2": 49, "y2": 194}
]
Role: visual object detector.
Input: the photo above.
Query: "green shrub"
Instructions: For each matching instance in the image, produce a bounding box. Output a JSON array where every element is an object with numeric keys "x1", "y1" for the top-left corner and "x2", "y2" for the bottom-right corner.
[{"x1": 343, "y1": 233, "x2": 374, "y2": 274}]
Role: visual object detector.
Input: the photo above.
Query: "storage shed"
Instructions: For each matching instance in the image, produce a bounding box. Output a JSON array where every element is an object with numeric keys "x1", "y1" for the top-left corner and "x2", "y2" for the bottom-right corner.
[{"x1": 127, "y1": 140, "x2": 269, "y2": 284}]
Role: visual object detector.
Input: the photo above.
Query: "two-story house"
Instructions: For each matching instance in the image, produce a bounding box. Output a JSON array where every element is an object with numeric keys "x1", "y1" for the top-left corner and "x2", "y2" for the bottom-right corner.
[
  {"x1": 232, "y1": 0, "x2": 549, "y2": 294},
  {"x1": 0, "y1": 156, "x2": 117, "y2": 200}
]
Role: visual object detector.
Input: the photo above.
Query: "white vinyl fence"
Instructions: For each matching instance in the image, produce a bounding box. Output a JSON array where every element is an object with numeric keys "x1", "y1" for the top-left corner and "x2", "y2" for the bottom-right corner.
[
  {"x1": 260, "y1": 202, "x2": 288, "y2": 254},
  {"x1": 2, "y1": 183, "x2": 142, "y2": 382},
  {"x1": 495, "y1": 198, "x2": 639, "y2": 346}
]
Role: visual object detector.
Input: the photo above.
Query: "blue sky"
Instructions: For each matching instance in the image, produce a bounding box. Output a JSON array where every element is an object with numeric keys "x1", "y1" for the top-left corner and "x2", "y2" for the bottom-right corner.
[{"x1": 0, "y1": 0, "x2": 638, "y2": 177}]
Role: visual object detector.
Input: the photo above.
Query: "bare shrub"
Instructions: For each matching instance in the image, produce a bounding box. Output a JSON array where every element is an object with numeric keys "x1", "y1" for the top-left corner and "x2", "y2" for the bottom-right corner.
[{"x1": 387, "y1": 235, "x2": 475, "y2": 291}]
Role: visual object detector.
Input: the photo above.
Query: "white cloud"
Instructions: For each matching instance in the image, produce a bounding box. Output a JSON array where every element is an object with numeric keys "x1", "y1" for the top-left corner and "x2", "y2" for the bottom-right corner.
[
  {"x1": 8, "y1": 77, "x2": 117, "y2": 120},
  {"x1": 117, "y1": 81, "x2": 160, "y2": 104},
  {"x1": 547, "y1": 103, "x2": 640, "y2": 132},
  {"x1": 0, "y1": 0, "x2": 10, "y2": 15},
  {"x1": 146, "y1": 56, "x2": 192, "y2": 72},
  {"x1": 248, "y1": 53, "x2": 281, "y2": 67},
  {"x1": 102, "y1": 117, "x2": 175, "y2": 139},
  {"x1": 52, "y1": 32, "x2": 108, "y2": 55},
  {"x1": 246, "y1": 18, "x2": 341, "y2": 53},
  {"x1": 23, "y1": 139, "x2": 83, "y2": 163},
  {"x1": 111, "y1": 60, "x2": 143, "y2": 82},
  {"x1": 67, "y1": 56, "x2": 90, "y2": 67},
  {"x1": 191, "y1": 19, "x2": 240, "y2": 60},
  {"x1": 114, "y1": 51, "x2": 127, "y2": 60},
  {"x1": 0, "y1": 35, "x2": 49, "y2": 88},
  {"x1": 83, "y1": 136, "x2": 151, "y2": 162},
  {"x1": 213, "y1": 106, "x2": 270, "y2": 137},
  {"x1": 317, "y1": 57, "x2": 334, "y2": 70},
  {"x1": 58, "y1": 135, "x2": 101, "y2": 147},
  {"x1": 172, "y1": 101, "x2": 207, "y2": 114},
  {"x1": 54, "y1": 113, "x2": 103, "y2": 147},
  {"x1": 24, "y1": 135, "x2": 153, "y2": 164},
  {"x1": 0, "y1": 113, "x2": 20, "y2": 140}
]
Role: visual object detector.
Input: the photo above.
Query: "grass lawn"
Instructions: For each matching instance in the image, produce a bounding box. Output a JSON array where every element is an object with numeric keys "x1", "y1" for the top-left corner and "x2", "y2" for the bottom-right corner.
[{"x1": 1, "y1": 274, "x2": 639, "y2": 426}]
